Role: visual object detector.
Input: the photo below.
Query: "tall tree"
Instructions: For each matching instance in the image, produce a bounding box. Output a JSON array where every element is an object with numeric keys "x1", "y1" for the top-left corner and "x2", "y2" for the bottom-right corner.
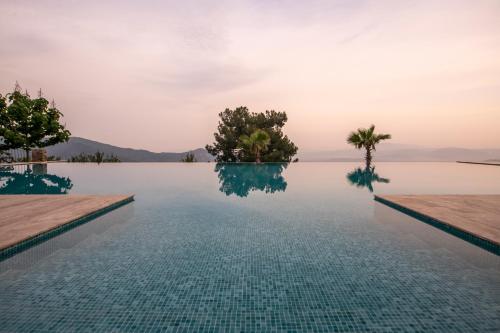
[
  {"x1": 239, "y1": 129, "x2": 270, "y2": 163},
  {"x1": 206, "y1": 107, "x2": 298, "y2": 162},
  {"x1": 347, "y1": 125, "x2": 391, "y2": 166},
  {"x1": 0, "y1": 84, "x2": 71, "y2": 161}
]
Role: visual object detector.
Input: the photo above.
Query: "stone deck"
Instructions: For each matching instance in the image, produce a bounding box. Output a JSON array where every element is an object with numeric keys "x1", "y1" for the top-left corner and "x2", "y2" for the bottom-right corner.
[
  {"x1": 375, "y1": 195, "x2": 500, "y2": 249},
  {"x1": 0, "y1": 195, "x2": 134, "y2": 253}
]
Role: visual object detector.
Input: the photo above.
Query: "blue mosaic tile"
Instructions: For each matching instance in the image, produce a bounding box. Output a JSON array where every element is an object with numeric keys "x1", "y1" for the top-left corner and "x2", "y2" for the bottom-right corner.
[{"x1": 0, "y1": 163, "x2": 499, "y2": 332}]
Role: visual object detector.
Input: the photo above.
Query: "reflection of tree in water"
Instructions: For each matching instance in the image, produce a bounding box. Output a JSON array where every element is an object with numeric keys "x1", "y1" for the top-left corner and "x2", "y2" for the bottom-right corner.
[
  {"x1": 215, "y1": 163, "x2": 288, "y2": 197},
  {"x1": 0, "y1": 167, "x2": 73, "y2": 194},
  {"x1": 346, "y1": 166, "x2": 389, "y2": 192}
]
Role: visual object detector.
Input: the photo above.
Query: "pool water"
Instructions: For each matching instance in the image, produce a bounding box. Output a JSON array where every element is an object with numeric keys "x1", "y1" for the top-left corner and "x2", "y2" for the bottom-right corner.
[{"x1": 0, "y1": 163, "x2": 499, "y2": 332}]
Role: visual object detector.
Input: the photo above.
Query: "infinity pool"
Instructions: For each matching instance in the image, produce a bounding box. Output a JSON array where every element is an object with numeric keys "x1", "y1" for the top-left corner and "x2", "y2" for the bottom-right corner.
[{"x1": 0, "y1": 163, "x2": 499, "y2": 332}]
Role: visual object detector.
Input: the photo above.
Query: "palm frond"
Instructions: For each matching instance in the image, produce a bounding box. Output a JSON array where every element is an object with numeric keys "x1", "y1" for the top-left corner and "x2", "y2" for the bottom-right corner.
[
  {"x1": 347, "y1": 132, "x2": 363, "y2": 149},
  {"x1": 238, "y1": 135, "x2": 251, "y2": 149}
]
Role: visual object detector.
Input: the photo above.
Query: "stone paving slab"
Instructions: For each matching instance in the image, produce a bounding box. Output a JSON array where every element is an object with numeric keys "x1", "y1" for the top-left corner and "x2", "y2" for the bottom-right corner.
[
  {"x1": 0, "y1": 194, "x2": 134, "y2": 251},
  {"x1": 375, "y1": 195, "x2": 500, "y2": 248}
]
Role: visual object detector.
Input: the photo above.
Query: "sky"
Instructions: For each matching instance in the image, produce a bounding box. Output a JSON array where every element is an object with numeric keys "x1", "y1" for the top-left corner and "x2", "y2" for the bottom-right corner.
[{"x1": 1, "y1": 0, "x2": 499, "y2": 152}]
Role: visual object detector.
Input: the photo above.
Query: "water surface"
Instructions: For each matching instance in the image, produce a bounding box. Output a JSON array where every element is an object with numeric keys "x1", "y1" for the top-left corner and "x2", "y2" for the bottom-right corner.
[{"x1": 0, "y1": 162, "x2": 499, "y2": 332}]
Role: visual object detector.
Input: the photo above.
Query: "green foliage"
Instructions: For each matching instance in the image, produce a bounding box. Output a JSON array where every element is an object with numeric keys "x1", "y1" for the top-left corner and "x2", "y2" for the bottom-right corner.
[
  {"x1": 181, "y1": 152, "x2": 197, "y2": 162},
  {"x1": 0, "y1": 84, "x2": 71, "y2": 161},
  {"x1": 95, "y1": 151, "x2": 104, "y2": 163},
  {"x1": 206, "y1": 107, "x2": 298, "y2": 162},
  {"x1": 346, "y1": 166, "x2": 390, "y2": 192},
  {"x1": 0, "y1": 151, "x2": 13, "y2": 163},
  {"x1": 0, "y1": 167, "x2": 73, "y2": 194},
  {"x1": 347, "y1": 124, "x2": 391, "y2": 166},
  {"x1": 105, "y1": 155, "x2": 121, "y2": 163},
  {"x1": 238, "y1": 129, "x2": 270, "y2": 163},
  {"x1": 69, "y1": 152, "x2": 120, "y2": 163},
  {"x1": 215, "y1": 163, "x2": 288, "y2": 197}
]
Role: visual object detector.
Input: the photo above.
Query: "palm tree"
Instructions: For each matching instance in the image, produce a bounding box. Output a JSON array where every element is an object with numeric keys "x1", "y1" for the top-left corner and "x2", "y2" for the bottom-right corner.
[
  {"x1": 347, "y1": 125, "x2": 391, "y2": 166},
  {"x1": 239, "y1": 129, "x2": 271, "y2": 163}
]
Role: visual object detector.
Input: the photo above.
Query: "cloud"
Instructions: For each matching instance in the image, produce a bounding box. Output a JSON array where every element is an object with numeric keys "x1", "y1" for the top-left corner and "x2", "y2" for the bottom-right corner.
[
  {"x1": 0, "y1": 33, "x2": 58, "y2": 57},
  {"x1": 143, "y1": 62, "x2": 267, "y2": 94},
  {"x1": 0, "y1": 0, "x2": 499, "y2": 151},
  {"x1": 337, "y1": 23, "x2": 378, "y2": 44}
]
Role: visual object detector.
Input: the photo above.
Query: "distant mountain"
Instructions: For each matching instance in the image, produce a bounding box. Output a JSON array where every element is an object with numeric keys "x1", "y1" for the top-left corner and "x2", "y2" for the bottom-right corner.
[
  {"x1": 46, "y1": 137, "x2": 214, "y2": 162},
  {"x1": 45, "y1": 138, "x2": 499, "y2": 163},
  {"x1": 298, "y1": 143, "x2": 500, "y2": 162}
]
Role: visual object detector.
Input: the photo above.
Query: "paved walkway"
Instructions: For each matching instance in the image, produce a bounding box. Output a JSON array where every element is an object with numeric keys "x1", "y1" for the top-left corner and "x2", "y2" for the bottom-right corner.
[
  {"x1": 375, "y1": 195, "x2": 500, "y2": 247},
  {"x1": 0, "y1": 195, "x2": 134, "y2": 251}
]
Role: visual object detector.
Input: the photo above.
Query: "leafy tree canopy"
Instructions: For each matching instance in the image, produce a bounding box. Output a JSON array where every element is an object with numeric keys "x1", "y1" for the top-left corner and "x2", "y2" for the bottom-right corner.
[
  {"x1": 0, "y1": 84, "x2": 71, "y2": 160},
  {"x1": 68, "y1": 152, "x2": 120, "y2": 163},
  {"x1": 206, "y1": 107, "x2": 298, "y2": 162}
]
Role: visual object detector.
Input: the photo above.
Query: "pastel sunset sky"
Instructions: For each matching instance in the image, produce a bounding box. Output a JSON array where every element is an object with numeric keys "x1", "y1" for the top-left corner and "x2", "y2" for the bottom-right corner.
[{"x1": 1, "y1": 0, "x2": 499, "y2": 152}]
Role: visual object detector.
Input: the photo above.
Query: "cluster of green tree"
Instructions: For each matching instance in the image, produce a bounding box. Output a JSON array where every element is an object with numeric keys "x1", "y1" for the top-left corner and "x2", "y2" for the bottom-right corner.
[
  {"x1": 0, "y1": 83, "x2": 71, "y2": 161},
  {"x1": 206, "y1": 107, "x2": 298, "y2": 163},
  {"x1": 68, "y1": 152, "x2": 120, "y2": 163},
  {"x1": 205, "y1": 106, "x2": 391, "y2": 165},
  {"x1": 181, "y1": 152, "x2": 196, "y2": 162},
  {"x1": 1, "y1": 83, "x2": 392, "y2": 167}
]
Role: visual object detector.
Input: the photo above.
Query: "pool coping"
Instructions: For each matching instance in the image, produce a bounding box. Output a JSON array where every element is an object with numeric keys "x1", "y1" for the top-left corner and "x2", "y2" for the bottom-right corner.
[
  {"x1": 456, "y1": 161, "x2": 500, "y2": 166},
  {"x1": 0, "y1": 195, "x2": 134, "y2": 261},
  {"x1": 374, "y1": 195, "x2": 500, "y2": 255}
]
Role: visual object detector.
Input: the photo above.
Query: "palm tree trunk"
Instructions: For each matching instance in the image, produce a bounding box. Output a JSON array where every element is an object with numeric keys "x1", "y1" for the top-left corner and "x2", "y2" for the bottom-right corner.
[
  {"x1": 25, "y1": 149, "x2": 30, "y2": 162},
  {"x1": 365, "y1": 148, "x2": 372, "y2": 167},
  {"x1": 256, "y1": 149, "x2": 261, "y2": 163}
]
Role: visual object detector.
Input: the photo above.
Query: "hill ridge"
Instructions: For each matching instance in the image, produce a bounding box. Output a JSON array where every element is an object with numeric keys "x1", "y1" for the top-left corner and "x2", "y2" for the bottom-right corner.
[{"x1": 46, "y1": 137, "x2": 214, "y2": 162}]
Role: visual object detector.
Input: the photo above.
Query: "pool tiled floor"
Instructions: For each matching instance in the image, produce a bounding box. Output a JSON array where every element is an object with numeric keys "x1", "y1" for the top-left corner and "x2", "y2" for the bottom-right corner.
[{"x1": 1, "y1": 163, "x2": 499, "y2": 332}]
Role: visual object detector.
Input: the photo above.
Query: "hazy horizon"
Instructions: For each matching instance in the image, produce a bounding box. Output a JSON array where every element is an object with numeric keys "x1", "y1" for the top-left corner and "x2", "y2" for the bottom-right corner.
[
  {"x1": 1, "y1": 0, "x2": 499, "y2": 152},
  {"x1": 58, "y1": 136, "x2": 500, "y2": 155}
]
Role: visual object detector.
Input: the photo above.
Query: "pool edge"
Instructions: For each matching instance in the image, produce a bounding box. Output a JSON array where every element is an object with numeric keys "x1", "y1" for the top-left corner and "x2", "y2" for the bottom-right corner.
[
  {"x1": 0, "y1": 195, "x2": 135, "y2": 262},
  {"x1": 374, "y1": 195, "x2": 499, "y2": 256}
]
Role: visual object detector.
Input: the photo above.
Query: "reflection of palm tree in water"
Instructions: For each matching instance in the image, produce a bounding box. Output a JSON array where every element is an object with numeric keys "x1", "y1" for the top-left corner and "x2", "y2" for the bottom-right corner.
[
  {"x1": 346, "y1": 166, "x2": 389, "y2": 192},
  {"x1": 215, "y1": 163, "x2": 288, "y2": 197},
  {"x1": 0, "y1": 166, "x2": 73, "y2": 194}
]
